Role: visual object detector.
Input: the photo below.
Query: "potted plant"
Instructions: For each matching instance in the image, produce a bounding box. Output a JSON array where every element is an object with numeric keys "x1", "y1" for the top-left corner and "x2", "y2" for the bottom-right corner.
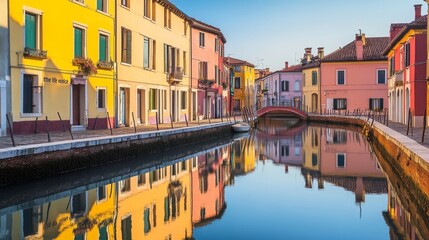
[{"x1": 72, "y1": 57, "x2": 98, "y2": 75}]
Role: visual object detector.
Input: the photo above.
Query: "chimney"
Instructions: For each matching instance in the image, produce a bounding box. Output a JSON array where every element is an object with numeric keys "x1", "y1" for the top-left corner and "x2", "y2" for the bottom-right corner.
[
  {"x1": 355, "y1": 33, "x2": 364, "y2": 60},
  {"x1": 305, "y1": 47, "x2": 312, "y2": 63},
  {"x1": 362, "y1": 33, "x2": 366, "y2": 46},
  {"x1": 285, "y1": 61, "x2": 289, "y2": 70},
  {"x1": 317, "y1": 47, "x2": 324, "y2": 59},
  {"x1": 415, "y1": 4, "x2": 422, "y2": 20}
]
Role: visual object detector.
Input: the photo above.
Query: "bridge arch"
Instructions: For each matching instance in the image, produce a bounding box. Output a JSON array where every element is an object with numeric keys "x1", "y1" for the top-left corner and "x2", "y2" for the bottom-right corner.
[{"x1": 257, "y1": 105, "x2": 308, "y2": 120}]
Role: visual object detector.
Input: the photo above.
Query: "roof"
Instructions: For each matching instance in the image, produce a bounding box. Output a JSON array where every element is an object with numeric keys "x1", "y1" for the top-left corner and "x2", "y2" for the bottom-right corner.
[
  {"x1": 323, "y1": 37, "x2": 390, "y2": 62},
  {"x1": 224, "y1": 57, "x2": 255, "y2": 68},
  {"x1": 281, "y1": 64, "x2": 302, "y2": 72},
  {"x1": 383, "y1": 15, "x2": 427, "y2": 55},
  {"x1": 190, "y1": 18, "x2": 226, "y2": 43},
  {"x1": 301, "y1": 59, "x2": 321, "y2": 70},
  {"x1": 157, "y1": 0, "x2": 189, "y2": 20}
]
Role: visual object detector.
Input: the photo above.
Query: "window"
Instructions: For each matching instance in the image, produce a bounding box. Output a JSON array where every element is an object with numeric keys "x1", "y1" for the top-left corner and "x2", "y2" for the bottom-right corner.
[
  {"x1": 164, "y1": 44, "x2": 179, "y2": 73},
  {"x1": 234, "y1": 66, "x2": 241, "y2": 72},
  {"x1": 336, "y1": 153, "x2": 346, "y2": 168},
  {"x1": 164, "y1": 197, "x2": 170, "y2": 222},
  {"x1": 281, "y1": 145, "x2": 289, "y2": 157},
  {"x1": 369, "y1": 98, "x2": 384, "y2": 111},
  {"x1": 377, "y1": 69, "x2": 386, "y2": 84},
  {"x1": 121, "y1": 0, "x2": 130, "y2": 8},
  {"x1": 143, "y1": 37, "x2": 155, "y2": 69},
  {"x1": 234, "y1": 77, "x2": 241, "y2": 89},
  {"x1": 404, "y1": 43, "x2": 410, "y2": 67},
  {"x1": 281, "y1": 81, "x2": 289, "y2": 92},
  {"x1": 74, "y1": 26, "x2": 85, "y2": 58},
  {"x1": 336, "y1": 70, "x2": 345, "y2": 85},
  {"x1": 97, "y1": 186, "x2": 106, "y2": 202},
  {"x1": 99, "y1": 225, "x2": 108, "y2": 240},
  {"x1": 120, "y1": 179, "x2": 131, "y2": 193},
  {"x1": 181, "y1": 91, "x2": 187, "y2": 110},
  {"x1": 71, "y1": 192, "x2": 87, "y2": 217},
  {"x1": 164, "y1": 7, "x2": 171, "y2": 28},
  {"x1": 312, "y1": 153, "x2": 318, "y2": 166},
  {"x1": 144, "y1": 0, "x2": 151, "y2": 18},
  {"x1": 215, "y1": 38, "x2": 219, "y2": 52},
  {"x1": 23, "y1": 207, "x2": 40, "y2": 237},
  {"x1": 74, "y1": 0, "x2": 84, "y2": 3},
  {"x1": 198, "y1": 61, "x2": 208, "y2": 79},
  {"x1": 121, "y1": 28, "x2": 132, "y2": 64},
  {"x1": 389, "y1": 56, "x2": 395, "y2": 77},
  {"x1": 183, "y1": 51, "x2": 187, "y2": 75},
  {"x1": 333, "y1": 130, "x2": 347, "y2": 144},
  {"x1": 294, "y1": 80, "x2": 300, "y2": 92},
  {"x1": 144, "y1": 208, "x2": 151, "y2": 233},
  {"x1": 215, "y1": 65, "x2": 219, "y2": 84},
  {"x1": 333, "y1": 98, "x2": 346, "y2": 110},
  {"x1": 22, "y1": 74, "x2": 42, "y2": 114},
  {"x1": 99, "y1": 34, "x2": 108, "y2": 62},
  {"x1": 312, "y1": 71, "x2": 317, "y2": 85},
  {"x1": 138, "y1": 174, "x2": 146, "y2": 186},
  {"x1": 25, "y1": 12, "x2": 41, "y2": 50},
  {"x1": 97, "y1": 88, "x2": 106, "y2": 109},
  {"x1": 149, "y1": 89, "x2": 158, "y2": 110},
  {"x1": 302, "y1": 73, "x2": 306, "y2": 87},
  {"x1": 199, "y1": 32, "x2": 205, "y2": 47},
  {"x1": 233, "y1": 99, "x2": 240, "y2": 111},
  {"x1": 121, "y1": 216, "x2": 132, "y2": 240},
  {"x1": 97, "y1": 0, "x2": 107, "y2": 12}
]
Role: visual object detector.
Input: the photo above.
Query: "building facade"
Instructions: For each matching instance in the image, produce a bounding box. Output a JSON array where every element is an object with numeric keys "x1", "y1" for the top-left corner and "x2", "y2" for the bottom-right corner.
[
  {"x1": 116, "y1": 0, "x2": 191, "y2": 127},
  {"x1": 190, "y1": 19, "x2": 226, "y2": 120},
  {"x1": 321, "y1": 34, "x2": 389, "y2": 114},
  {"x1": 225, "y1": 57, "x2": 255, "y2": 113},
  {"x1": 301, "y1": 48, "x2": 323, "y2": 113},
  {"x1": 384, "y1": 5, "x2": 427, "y2": 126},
  {"x1": 9, "y1": 0, "x2": 116, "y2": 134},
  {"x1": 0, "y1": 0, "x2": 10, "y2": 136}
]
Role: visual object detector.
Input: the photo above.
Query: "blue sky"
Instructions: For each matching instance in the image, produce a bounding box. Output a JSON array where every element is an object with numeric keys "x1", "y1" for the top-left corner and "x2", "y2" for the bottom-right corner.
[{"x1": 170, "y1": 0, "x2": 426, "y2": 71}]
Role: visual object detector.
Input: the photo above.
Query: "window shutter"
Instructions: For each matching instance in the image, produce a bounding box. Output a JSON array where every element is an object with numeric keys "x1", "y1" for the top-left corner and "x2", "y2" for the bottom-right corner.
[
  {"x1": 126, "y1": 30, "x2": 131, "y2": 63},
  {"x1": 286, "y1": 81, "x2": 289, "y2": 92},
  {"x1": 164, "y1": 44, "x2": 168, "y2": 72},
  {"x1": 380, "y1": 98, "x2": 384, "y2": 110},
  {"x1": 23, "y1": 75, "x2": 34, "y2": 113},
  {"x1": 99, "y1": 35, "x2": 107, "y2": 61},
  {"x1": 74, "y1": 28, "x2": 83, "y2": 58},
  {"x1": 25, "y1": 13, "x2": 36, "y2": 49},
  {"x1": 333, "y1": 99, "x2": 338, "y2": 110},
  {"x1": 369, "y1": 98, "x2": 373, "y2": 110}
]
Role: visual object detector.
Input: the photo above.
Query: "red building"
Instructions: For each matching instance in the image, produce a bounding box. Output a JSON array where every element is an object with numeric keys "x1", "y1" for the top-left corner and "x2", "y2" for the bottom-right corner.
[{"x1": 384, "y1": 4, "x2": 427, "y2": 126}]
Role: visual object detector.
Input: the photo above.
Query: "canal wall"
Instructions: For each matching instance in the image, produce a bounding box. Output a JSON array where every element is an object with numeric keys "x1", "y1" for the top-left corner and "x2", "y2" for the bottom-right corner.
[
  {"x1": 0, "y1": 122, "x2": 233, "y2": 186},
  {"x1": 309, "y1": 115, "x2": 429, "y2": 220}
]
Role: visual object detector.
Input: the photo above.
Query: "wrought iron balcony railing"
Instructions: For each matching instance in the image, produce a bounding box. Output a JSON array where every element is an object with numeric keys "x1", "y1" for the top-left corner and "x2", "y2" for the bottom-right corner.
[{"x1": 23, "y1": 47, "x2": 47, "y2": 59}]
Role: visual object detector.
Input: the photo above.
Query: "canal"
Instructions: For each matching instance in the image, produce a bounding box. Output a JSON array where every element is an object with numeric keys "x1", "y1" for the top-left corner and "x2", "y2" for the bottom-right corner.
[{"x1": 0, "y1": 118, "x2": 428, "y2": 239}]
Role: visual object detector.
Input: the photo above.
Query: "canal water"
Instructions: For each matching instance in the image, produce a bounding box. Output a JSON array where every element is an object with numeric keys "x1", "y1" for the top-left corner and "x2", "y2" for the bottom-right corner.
[{"x1": 0, "y1": 118, "x2": 427, "y2": 239}]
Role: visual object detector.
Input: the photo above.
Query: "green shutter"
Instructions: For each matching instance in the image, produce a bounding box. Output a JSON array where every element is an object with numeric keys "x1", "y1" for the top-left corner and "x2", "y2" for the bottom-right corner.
[
  {"x1": 144, "y1": 208, "x2": 151, "y2": 233},
  {"x1": 164, "y1": 197, "x2": 170, "y2": 221},
  {"x1": 99, "y1": 225, "x2": 107, "y2": 240},
  {"x1": 74, "y1": 28, "x2": 83, "y2": 58},
  {"x1": 25, "y1": 13, "x2": 36, "y2": 49},
  {"x1": 99, "y1": 35, "x2": 107, "y2": 61},
  {"x1": 97, "y1": 0, "x2": 103, "y2": 11}
]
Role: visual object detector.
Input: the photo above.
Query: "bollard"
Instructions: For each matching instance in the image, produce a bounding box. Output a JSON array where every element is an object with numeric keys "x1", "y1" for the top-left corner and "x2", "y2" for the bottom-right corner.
[
  {"x1": 208, "y1": 114, "x2": 211, "y2": 124},
  {"x1": 107, "y1": 112, "x2": 113, "y2": 135},
  {"x1": 35, "y1": 117, "x2": 39, "y2": 134},
  {"x1": 170, "y1": 115, "x2": 174, "y2": 129},
  {"x1": 185, "y1": 114, "x2": 189, "y2": 127},
  {"x1": 132, "y1": 112, "x2": 137, "y2": 133},
  {"x1": 45, "y1": 116, "x2": 51, "y2": 143},
  {"x1": 6, "y1": 113, "x2": 15, "y2": 147},
  {"x1": 156, "y1": 112, "x2": 159, "y2": 130}
]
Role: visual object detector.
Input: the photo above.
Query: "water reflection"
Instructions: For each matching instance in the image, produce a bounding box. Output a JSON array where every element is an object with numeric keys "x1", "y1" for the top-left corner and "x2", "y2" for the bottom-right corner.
[{"x1": 0, "y1": 118, "x2": 428, "y2": 239}]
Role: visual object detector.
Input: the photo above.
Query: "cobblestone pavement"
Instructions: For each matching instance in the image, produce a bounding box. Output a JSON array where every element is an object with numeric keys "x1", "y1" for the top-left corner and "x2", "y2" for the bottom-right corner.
[{"x1": 0, "y1": 117, "x2": 237, "y2": 149}]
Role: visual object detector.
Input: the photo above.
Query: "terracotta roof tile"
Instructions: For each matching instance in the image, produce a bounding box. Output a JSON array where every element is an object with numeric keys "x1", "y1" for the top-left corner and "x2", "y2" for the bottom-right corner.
[
  {"x1": 281, "y1": 64, "x2": 302, "y2": 72},
  {"x1": 224, "y1": 57, "x2": 255, "y2": 68},
  {"x1": 384, "y1": 15, "x2": 427, "y2": 54},
  {"x1": 323, "y1": 37, "x2": 389, "y2": 62}
]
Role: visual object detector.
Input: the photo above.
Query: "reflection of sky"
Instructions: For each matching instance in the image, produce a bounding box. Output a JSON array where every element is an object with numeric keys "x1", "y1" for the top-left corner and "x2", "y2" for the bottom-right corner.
[{"x1": 194, "y1": 162, "x2": 388, "y2": 240}]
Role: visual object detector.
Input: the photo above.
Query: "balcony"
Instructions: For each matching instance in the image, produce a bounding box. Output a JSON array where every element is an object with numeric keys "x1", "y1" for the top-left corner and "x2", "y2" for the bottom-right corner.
[
  {"x1": 388, "y1": 70, "x2": 403, "y2": 89},
  {"x1": 168, "y1": 66, "x2": 183, "y2": 84},
  {"x1": 23, "y1": 47, "x2": 47, "y2": 59},
  {"x1": 97, "y1": 60, "x2": 114, "y2": 70}
]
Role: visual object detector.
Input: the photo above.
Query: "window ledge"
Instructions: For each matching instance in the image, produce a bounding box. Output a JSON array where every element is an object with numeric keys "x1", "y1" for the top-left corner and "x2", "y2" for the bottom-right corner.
[
  {"x1": 143, "y1": 16, "x2": 156, "y2": 23},
  {"x1": 97, "y1": 108, "x2": 107, "y2": 112},
  {"x1": 120, "y1": 62, "x2": 132, "y2": 67},
  {"x1": 143, "y1": 67, "x2": 156, "y2": 72},
  {"x1": 164, "y1": 27, "x2": 171, "y2": 31},
  {"x1": 96, "y1": 10, "x2": 110, "y2": 17},
  {"x1": 120, "y1": 4, "x2": 130, "y2": 11},
  {"x1": 72, "y1": 0, "x2": 87, "y2": 7},
  {"x1": 20, "y1": 113, "x2": 42, "y2": 118}
]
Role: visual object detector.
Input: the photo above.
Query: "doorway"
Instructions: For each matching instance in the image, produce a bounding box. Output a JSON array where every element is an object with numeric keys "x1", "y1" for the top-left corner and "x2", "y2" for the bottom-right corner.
[
  {"x1": 171, "y1": 90, "x2": 176, "y2": 122},
  {"x1": 119, "y1": 87, "x2": 129, "y2": 126},
  {"x1": 137, "y1": 89, "x2": 145, "y2": 124},
  {"x1": 72, "y1": 84, "x2": 85, "y2": 126}
]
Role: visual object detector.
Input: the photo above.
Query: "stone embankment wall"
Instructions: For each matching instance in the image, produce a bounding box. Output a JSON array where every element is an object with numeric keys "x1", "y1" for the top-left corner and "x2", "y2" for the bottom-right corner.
[
  {"x1": 0, "y1": 123, "x2": 232, "y2": 186},
  {"x1": 309, "y1": 115, "x2": 429, "y2": 224}
]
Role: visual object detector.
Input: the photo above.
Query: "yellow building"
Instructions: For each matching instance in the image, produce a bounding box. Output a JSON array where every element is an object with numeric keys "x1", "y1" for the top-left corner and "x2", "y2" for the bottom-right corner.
[
  {"x1": 9, "y1": 0, "x2": 116, "y2": 134},
  {"x1": 115, "y1": 160, "x2": 193, "y2": 239},
  {"x1": 0, "y1": 0, "x2": 10, "y2": 136},
  {"x1": 225, "y1": 57, "x2": 255, "y2": 113},
  {"x1": 116, "y1": 0, "x2": 191, "y2": 126},
  {"x1": 301, "y1": 48, "x2": 323, "y2": 113},
  {"x1": 301, "y1": 125, "x2": 322, "y2": 188},
  {"x1": 5, "y1": 184, "x2": 116, "y2": 239},
  {"x1": 231, "y1": 136, "x2": 256, "y2": 175}
]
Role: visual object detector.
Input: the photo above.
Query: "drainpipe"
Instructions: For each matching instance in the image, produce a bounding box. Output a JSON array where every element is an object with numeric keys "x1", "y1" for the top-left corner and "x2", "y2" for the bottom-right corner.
[
  {"x1": 189, "y1": 19, "x2": 193, "y2": 120},
  {"x1": 114, "y1": 0, "x2": 118, "y2": 128},
  {"x1": 5, "y1": 0, "x2": 11, "y2": 135}
]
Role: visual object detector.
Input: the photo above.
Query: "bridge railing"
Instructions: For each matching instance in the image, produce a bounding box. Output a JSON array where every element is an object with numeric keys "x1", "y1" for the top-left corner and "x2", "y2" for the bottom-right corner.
[{"x1": 256, "y1": 99, "x2": 300, "y2": 111}]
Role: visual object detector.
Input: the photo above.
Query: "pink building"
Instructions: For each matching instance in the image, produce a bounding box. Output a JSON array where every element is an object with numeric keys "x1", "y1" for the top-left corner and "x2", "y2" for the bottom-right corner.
[
  {"x1": 256, "y1": 63, "x2": 302, "y2": 108},
  {"x1": 384, "y1": 5, "x2": 427, "y2": 126},
  {"x1": 190, "y1": 19, "x2": 226, "y2": 120},
  {"x1": 320, "y1": 34, "x2": 389, "y2": 113}
]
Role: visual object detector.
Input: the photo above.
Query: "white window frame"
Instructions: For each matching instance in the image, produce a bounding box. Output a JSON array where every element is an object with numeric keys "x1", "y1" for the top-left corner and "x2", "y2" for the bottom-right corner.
[
  {"x1": 73, "y1": 22, "x2": 88, "y2": 58},
  {"x1": 20, "y1": 71, "x2": 43, "y2": 118},
  {"x1": 98, "y1": 30, "x2": 110, "y2": 62},
  {"x1": 336, "y1": 153, "x2": 346, "y2": 168},
  {"x1": 376, "y1": 69, "x2": 387, "y2": 84},
  {"x1": 336, "y1": 69, "x2": 346, "y2": 85},
  {"x1": 96, "y1": 87, "x2": 107, "y2": 111},
  {"x1": 23, "y1": 7, "x2": 43, "y2": 51},
  {"x1": 72, "y1": 0, "x2": 86, "y2": 6}
]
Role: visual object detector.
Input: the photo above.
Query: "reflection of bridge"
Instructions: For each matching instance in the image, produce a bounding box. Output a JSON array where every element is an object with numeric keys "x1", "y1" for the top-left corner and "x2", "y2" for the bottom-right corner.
[{"x1": 256, "y1": 100, "x2": 308, "y2": 120}]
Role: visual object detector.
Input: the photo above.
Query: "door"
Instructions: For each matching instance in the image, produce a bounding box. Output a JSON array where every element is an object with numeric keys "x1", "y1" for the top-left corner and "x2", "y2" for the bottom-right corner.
[
  {"x1": 119, "y1": 88, "x2": 129, "y2": 126},
  {"x1": 72, "y1": 85, "x2": 81, "y2": 125},
  {"x1": 192, "y1": 92, "x2": 197, "y2": 120},
  {"x1": 137, "y1": 89, "x2": 145, "y2": 124},
  {"x1": 171, "y1": 90, "x2": 176, "y2": 122}
]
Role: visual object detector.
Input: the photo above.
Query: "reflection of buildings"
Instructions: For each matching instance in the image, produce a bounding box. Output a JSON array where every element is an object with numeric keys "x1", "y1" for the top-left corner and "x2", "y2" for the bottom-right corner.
[
  {"x1": 0, "y1": 184, "x2": 116, "y2": 239},
  {"x1": 385, "y1": 181, "x2": 428, "y2": 239},
  {"x1": 256, "y1": 118, "x2": 304, "y2": 166},
  {"x1": 116, "y1": 160, "x2": 193, "y2": 240},
  {"x1": 231, "y1": 135, "x2": 256, "y2": 176},
  {"x1": 192, "y1": 147, "x2": 229, "y2": 225},
  {"x1": 302, "y1": 126, "x2": 387, "y2": 203}
]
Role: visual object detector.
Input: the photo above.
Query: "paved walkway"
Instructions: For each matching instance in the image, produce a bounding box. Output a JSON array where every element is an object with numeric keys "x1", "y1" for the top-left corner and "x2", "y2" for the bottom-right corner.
[
  {"x1": 0, "y1": 117, "x2": 237, "y2": 149},
  {"x1": 383, "y1": 121, "x2": 429, "y2": 148}
]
